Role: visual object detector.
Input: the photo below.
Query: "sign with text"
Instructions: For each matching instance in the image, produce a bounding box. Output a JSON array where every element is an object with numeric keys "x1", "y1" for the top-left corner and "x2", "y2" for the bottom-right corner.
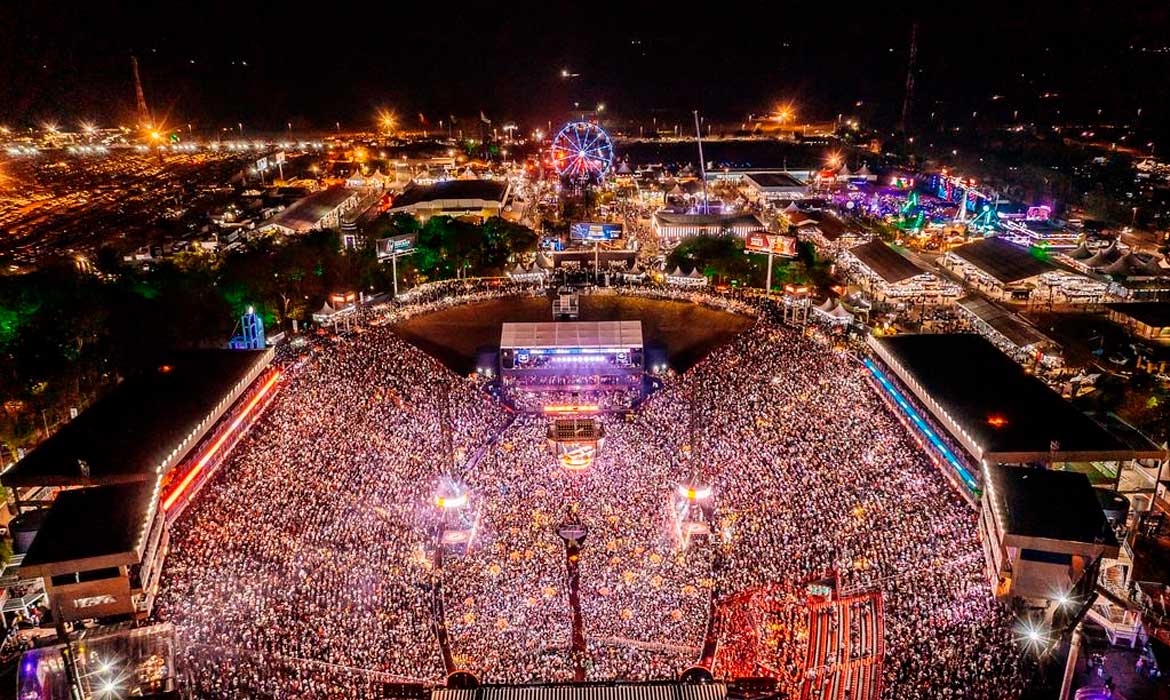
[
  {"x1": 744, "y1": 232, "x2": 798, "y2": 257},
  {"x1": 570, "y1": 222, "x2": 623, "y2": 242},
  {"x1": 376, "y1": 234, "x2": 417, "y2": 259}
]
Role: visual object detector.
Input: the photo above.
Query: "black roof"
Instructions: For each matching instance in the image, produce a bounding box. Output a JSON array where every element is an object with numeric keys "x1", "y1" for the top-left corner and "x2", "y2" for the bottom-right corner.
[
  {"x1": 391, "y1": 180, "x2": 508, "y2": 209},
  {"x1": 950, "y1": 236, "x2": 1054, "y2": 283},
  {"x1": 847, "y1": 240, "x2": 924, "y2": 284},
  {"x1": 1107, "y1": 302, "x2": 1170, "y2": 328},
  {"x1": 22, "y1": 481, "x2": 154, "y2": 570},
  {"x1": 986, "y1": 465, "x2": 1118, "y2": 547},
  {"x1": 877, "y1": 334, "x2": 1134, "y2": 459},
  {"x1": 747, "y1": 172, "x2": 806, "y2": 189},
  {"x1": 1, "y1": 350, "x2": 269, "y2": 487}
]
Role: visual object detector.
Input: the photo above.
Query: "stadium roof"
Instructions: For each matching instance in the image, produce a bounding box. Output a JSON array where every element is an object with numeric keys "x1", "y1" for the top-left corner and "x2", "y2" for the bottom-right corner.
[
  {"x1": 985, "y1": 464, "x2": 1119, "y2": 552},
  {"x1": 268, "y1": 186, "x2": 356, "y2": 232},
  {"x1": 955, "y1": 295, "x2": 1054, "y2": 349},
  {"x1": 653, "y1": 211, "x2": 763, "y2": 228},
  {"x1": 871, "y1": 334, "x2": 1164, "y2": 463},
  {"x1": 391, "y1": 180, "x2": 508, "y2": 209},
  {"x1": 746, "y1": 172, "x2": 806, "y2": 189},
  {"x1": 847, "y1": 240, "x2": 925, "y2": 284},
  {"x1": 21, "y1": 481, "x2": 156, "y2": 577},
  {"x1": 500, "y1": 321, "x2": 643, "y2": 350},
  {"x1": 949, "y1": 236, "x2": 1054, "y2": 284},
  {"x1": 1107, "y1": 302, "x2": 1170, "y2": 328},
  {"x1": 2, "y1": 350, "x2": 271, "y2": 487}
]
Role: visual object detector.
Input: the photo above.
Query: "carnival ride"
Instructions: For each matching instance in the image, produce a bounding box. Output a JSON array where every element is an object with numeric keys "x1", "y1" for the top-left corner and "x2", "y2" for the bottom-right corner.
[{"x1": 550, "y1": 121, "x2": 615, "y2": 181}]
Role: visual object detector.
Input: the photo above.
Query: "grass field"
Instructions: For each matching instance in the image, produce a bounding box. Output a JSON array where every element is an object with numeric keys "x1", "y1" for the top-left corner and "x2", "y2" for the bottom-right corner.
[{"x1": 393, "y1": 295, "x2": 755, "y2": 374}]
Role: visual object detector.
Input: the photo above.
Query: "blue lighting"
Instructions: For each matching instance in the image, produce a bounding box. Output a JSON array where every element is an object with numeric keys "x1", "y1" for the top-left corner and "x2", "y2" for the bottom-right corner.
[{"x1": 864, "y1": 358, "x2": 979, "y2": 493}]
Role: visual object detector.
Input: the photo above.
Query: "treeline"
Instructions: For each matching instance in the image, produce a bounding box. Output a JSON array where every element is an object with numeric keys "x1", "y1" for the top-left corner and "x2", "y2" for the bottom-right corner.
[{"x1": 0, "y1": 215, "x2": 537, "y2": 453}]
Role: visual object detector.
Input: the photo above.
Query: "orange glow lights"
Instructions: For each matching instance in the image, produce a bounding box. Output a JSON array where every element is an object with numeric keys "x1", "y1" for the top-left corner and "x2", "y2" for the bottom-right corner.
[
  {"x1": 543, "y1": 404, "x2": 600, "y2": 414},
  {"x1": 436, "y1": 493, "x2": 469, "y2": 509},
  {"x1": 987, "y1": 415, "x2": 1009, "y2": 428},
  {"x1": 162, "y1": 371, "x2": 281, "y2": 511},
  {"x1": 677, "y1": 485, "x2": 713, "y2": 501}
]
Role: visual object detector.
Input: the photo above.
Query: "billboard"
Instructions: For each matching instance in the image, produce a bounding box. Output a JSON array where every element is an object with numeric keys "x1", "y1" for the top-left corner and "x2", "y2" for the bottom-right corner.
[
  {"x1": 570, "y1": 222, "x2": 623, "y2": 242},
  {"x1": 376, "y1": 234, "x2": 417, "y2": 259},
  {"x1": 744, "y1": 232, "x2": 798, "y2": 257}
]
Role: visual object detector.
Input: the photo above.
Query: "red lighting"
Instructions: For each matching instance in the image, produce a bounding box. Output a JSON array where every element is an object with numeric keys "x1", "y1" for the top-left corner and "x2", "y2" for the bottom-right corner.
[
  {"x1": 987, "y1": 415, "x2": 1008, "y2": 428},
  {"x1": 162, "y1": 371, "x2": 281, "y2": 511}
]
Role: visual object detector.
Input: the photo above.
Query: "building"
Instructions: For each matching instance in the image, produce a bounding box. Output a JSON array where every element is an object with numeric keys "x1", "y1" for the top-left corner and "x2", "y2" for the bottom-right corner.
[
  {"x1": 955, "y1": 295, "x2": 1062, "y2": 369},
  {"x1": 1107, "y1": 302, "x2": 1170, "y2": 343},
  {"x1": 388, "y1": 179, "x2": 510, "y2": 221},
  {"x1": 979, "y1": 464, "x2": 1119, "y2": 601},
  {"x1": 259, "y1": 186, "x2": 362, "y2": 235},
  {"x1": 837, "y1": 240, "x2": 960, "y2": 305},
  {"x1": 742, "y1": 172, "x2": 809, "y2": 202},
  {"x1": 865, "y1": 334, "x2": 1165, "y2": 495},
  {"x1": 651, "y1": 211, "x2": 764, "y2": 243},
  {"x1": 788, "y1": 209, "x2": 867, "y2": 253},
  {"x1": 1, "y1": 349, "x2": 276, "y2": 621},
  {"x1": 941, "y1": 236, "x2": 1110, "y2": 304}
]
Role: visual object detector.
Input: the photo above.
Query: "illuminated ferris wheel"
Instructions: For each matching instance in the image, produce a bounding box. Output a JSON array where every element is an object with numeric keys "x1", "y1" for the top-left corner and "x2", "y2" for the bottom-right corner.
[{"x1": 550, "y1": 121, "x2": 614, "y2": 181}]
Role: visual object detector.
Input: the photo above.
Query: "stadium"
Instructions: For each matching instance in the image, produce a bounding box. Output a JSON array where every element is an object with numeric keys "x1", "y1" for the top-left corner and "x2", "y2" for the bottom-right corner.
[{"x1": 13, "y1": 282, "x2": 1048, "y2": 700}]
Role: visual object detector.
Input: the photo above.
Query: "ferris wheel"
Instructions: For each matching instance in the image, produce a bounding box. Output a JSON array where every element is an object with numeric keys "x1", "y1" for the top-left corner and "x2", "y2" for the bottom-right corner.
[{"x1": 550, "y1": 121, "x2": 614, "y2": 181}]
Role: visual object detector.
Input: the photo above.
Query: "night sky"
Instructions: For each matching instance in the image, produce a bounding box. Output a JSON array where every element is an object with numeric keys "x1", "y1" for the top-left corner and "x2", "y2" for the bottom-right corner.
[{"x1": 2, "y1": 1, "x2": 1168, "y2": 133}]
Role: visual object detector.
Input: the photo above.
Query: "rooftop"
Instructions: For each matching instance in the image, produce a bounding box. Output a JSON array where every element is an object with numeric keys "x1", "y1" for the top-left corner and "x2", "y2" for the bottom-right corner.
[
  {"x1": 500, "y1": 321, "x2": 644, "y2": 350},
  {"x1": 956, "y1": 295, "x2": 1054, "y2": 349},
  {"x1": 847, "y1": 240, "x2": 925, "y2": 284},
  {"x1": 391, "y1": 180, "x2": 508, "y2": 209},
  {"x1": 793, "y1": 210, "x2": 848, "y2": 241},
  {"x1": 653, "y1": 211, "x2": 764, "y2": 228},
  {"x1": 269, "y1": 186, "x2": 356, "y2": 232},
  {"x1": 949, "y1": 236, "x2": 1054, "y2": 284},
  {"x1": 746, "y1": 172, "x2": 807, "y2": 189},
  {"x1": 1, "y1": 350, "x2": 270, "y2": 487},
  {"x1": 1107, "y1": 302, "x2": 1170, "y2": 328},
  {"x1": 21, "y1": 481, "x2": 155, "y2": 576},
  {"x1": 985, "y1": 464, "x2": 1118, "y2": 548},
  {"x1": 875, "y1": 334, "x2": 1161, "y2": 462}
]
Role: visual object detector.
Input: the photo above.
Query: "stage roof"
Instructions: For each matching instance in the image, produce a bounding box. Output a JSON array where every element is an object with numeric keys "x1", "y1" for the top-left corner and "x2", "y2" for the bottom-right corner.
[
  {"x1": 21, "y1": 481, "x2": 155, "y2": 577},
  {"x1": 2, "y1": 350, "x2": 271, "y2": 487},
  {"x1": 872, "y1": 334, "x2": 1164, "y2": 463},
  {"x1": 949, "y1": 236, "x2": 1054, "y2": 284},
  {"x1": 848, "y1": 240, "x2": 925, "y2": 284},
  {"x1": 501, "y1": 321, "x2": 643, "y2": 350},
  {"x1": 985, "y1": 464, "x2": 1118, "y2": 550}
]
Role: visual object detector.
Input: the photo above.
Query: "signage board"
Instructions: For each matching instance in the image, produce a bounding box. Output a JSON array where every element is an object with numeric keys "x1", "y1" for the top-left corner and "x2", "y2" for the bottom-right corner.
[
  {"x1": 744, "y1": 232, "x2": 798, "y2": 257},
  {"x1": 570, "y1": 222, "x2": 623, "y2": 242}
]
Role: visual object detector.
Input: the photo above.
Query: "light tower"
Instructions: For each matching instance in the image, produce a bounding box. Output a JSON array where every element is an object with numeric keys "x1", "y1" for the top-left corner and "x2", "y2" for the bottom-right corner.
[
  {"x1": 674, "y1": 389, "x2": 715, "y2": 549},
  {"x1": 131, "y1": 56, "x2": 153, "y2": 129}
]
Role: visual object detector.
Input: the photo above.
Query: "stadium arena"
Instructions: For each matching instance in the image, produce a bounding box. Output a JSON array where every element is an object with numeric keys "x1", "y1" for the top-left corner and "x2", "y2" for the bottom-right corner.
[{"x1": 14, "y1": 281, "x2": 1027, "y2": 699}]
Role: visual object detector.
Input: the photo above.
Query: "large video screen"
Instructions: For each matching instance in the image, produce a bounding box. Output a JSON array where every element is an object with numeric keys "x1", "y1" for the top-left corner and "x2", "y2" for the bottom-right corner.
[{"x1": 570, "y1": 222, "x2": 623, "y2": 242}]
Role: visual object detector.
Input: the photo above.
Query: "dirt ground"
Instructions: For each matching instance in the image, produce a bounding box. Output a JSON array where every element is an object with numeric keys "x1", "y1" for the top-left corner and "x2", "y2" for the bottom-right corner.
[{"x1": 393, "y1": 295, "x2": 755, "y2": 374}]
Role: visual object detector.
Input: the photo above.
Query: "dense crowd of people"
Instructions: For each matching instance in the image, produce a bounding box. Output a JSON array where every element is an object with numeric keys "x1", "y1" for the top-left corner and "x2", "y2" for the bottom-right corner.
[{"x1": 155, "y1": 286, "x2": 1030, "y2": 699}]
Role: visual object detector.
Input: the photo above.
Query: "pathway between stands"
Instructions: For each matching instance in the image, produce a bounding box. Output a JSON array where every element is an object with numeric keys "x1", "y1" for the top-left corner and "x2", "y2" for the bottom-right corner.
[{"x1": 563, "y1": 530, "x2": 588, "y2": 681}]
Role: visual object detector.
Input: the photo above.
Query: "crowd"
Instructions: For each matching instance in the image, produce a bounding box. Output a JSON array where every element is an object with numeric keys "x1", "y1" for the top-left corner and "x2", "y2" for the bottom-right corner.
[{"x1": 154, "y1": 287, "x2": 1029, "y2": 699}]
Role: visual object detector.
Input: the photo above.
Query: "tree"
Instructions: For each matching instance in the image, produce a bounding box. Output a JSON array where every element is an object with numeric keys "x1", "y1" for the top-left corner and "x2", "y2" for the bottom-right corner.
[{"x1": 667, "y1": 235, "x2": 764, "y2": 286}]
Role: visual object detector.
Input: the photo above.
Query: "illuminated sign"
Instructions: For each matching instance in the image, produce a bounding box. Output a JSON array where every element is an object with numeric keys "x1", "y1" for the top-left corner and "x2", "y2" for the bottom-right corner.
[
  {"x1": 376, "y1": 234, "x2": 417, "y2": 259},
  {"x1": 1025, "y1": 205, "x2": 1052, "y2": 222},
  {"x1": 570, "y1": 222, "x2": 623, "y2": 241},
  {"x1": 744, "y1": 232, "x2": 798, "y2": 257}
]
